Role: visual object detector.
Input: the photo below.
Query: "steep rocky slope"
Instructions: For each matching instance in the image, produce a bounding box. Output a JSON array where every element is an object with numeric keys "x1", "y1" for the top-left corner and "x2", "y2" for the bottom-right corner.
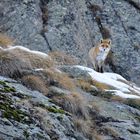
[
  {"x1": 0, "y1": 0, "x2": 140, "y2": 140},
  {"x1": 0, "y1": 0, "x2": 140, "y2": 85},
  {"x1": 0, "y1": 46, "x2": 140, "y2": 140}
]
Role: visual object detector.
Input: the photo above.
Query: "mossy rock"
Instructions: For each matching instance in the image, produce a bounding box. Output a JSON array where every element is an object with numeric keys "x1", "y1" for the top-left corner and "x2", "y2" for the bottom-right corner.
[
  {"x1": 0, "y1": 80, "x2": 7, "y2": 86},
  {"x1": 0, "y1": 94, "x2": 12, "y2": 104},
  {"x1": 0, "y1": 80, "x2": 16, "y2": 92},
  {"x1": 0, "y1": 102, "x2": 29, "y2": 122},
  {"x1": 0, "y1": 86, "x2": 16, "y2": 92},
  {"x1": 125, "y1": 99, "x2": 140, "y2": 110},
  {"x1": 0, "y1": 92, "x2": 31, "y2": 123},
  {"x1": 38, "y1": 103, "x2": 65, "y2": 114},
  {"x1": 46, "y1": 106, "x2": 65, "y2": 114}
]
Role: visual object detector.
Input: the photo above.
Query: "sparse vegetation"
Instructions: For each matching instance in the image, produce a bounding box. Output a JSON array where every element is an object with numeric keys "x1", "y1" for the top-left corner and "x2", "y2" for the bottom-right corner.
[
  {"x1": 102, "y1": 126, "x2": 119, "y2": 139},
  {"x1": 91, "y1": 80, "x2": 110, "y2": 91},
  {"x1": 0, "y1": 33, "x2": 14, "y2": 47},
  {"x1": 49, "y1": 51, "x2": 79, "y2": 65},
  {"x1": 74, "y1": 118, "x2": 102, "y2": 140},
  {"x1": 46, "y1": 106, "x2": 65, "y2": 114},
  {"x1": 125, "y1": 99, "x2": 140, "y2": 110},
  {"x1": 0, "y1": 93, "x2": 30, "y2": 123},
  {"x1": 0, "y1": 47, "x2": 53, "y2": 78},
  {"x1": 22, "y1": 75, "x2": 48, "y2": 95},
  {"x1": 35, "y1": 102, "x2": 65, "y2": 114},
  {"x1": 45, "y1": 68, "x2": 76, "y2": 90},
  {"x1": 94, "y1": 91, "x2": 114, "y2": 99},
  {"x1": 0, "y1": 80, "x2": 16, "y2": 92},
  {"x1": 50, "y1": 92, "x2": 89, "y2": 119},
  {"x1": 77, "y1": 79, "x2": 93, "y2": 92},
  {"x1": 111, "y1": 95, "x2": 126, "y2": 102}
]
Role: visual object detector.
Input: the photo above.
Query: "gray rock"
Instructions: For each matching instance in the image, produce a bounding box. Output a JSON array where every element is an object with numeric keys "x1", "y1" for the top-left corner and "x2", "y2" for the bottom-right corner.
[
  {"x1": 0, "y1": 76, "x2": 86, "y2": 140},
  {"x1": 0, "y1": 0, "x2": 49, "y2": 52}
]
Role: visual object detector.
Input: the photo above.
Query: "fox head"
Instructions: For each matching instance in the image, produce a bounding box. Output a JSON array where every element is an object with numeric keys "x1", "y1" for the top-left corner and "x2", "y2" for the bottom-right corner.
[{"x1": 99, "y1": 39, "x2": 111, "y2": 52}]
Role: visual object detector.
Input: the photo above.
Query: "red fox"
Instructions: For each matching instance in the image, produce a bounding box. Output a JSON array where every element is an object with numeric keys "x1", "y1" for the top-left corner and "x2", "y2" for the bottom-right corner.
[{"x1": 89, "y1": 39, "x2": 111, "y2": 73}]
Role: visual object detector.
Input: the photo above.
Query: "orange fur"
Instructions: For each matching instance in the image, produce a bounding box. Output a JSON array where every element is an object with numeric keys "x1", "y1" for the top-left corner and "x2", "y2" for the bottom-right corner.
[{"x1": 89, "y1": 39, "x2": 111, "y2": 72}]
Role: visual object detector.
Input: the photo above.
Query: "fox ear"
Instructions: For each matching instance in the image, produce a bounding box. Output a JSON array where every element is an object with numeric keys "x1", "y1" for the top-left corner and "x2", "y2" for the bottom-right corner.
[
  {"x1": 100, "y1": 39, "x2": 103, "y2": 43},
  {"x1": 108, "y1": 40, "x2": 111, "y2": 45}
]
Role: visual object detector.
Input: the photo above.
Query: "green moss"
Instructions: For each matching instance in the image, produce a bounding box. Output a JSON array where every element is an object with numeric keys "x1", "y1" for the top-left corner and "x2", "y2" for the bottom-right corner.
[
  {"x1": 12, "y1": 92, "x2": 31, "y2": 99},
  {"x1": 3, "y1": 87, "x2": 16, "y2": 92},
  {"x1": 0, "y1": 80, "x2": 16, "y2": 92},
  {"x1": 23, "y1": 129, "x2": 30, "y2": 139},
  {"x1": 0, "y1": 94, "x2": 12, "y2": 104},
  {"x1": 38, "y1": 103, "x2": 65, "y2": 114},
  {"x1": 0, "y1": 93, "x2": 30, "y2": 123},
  {"x1": 0, "y1": 102, "x2": 28, "y2": 122},
  {"x1": 0, "y1": 80, "x2": 6, "y2": 86},
  {"x1": 46, "y1": 106, "x2": 65, "y2": 114},
  {"x1": 125, "y1": 99, "x2": 140, "y2": 110}
]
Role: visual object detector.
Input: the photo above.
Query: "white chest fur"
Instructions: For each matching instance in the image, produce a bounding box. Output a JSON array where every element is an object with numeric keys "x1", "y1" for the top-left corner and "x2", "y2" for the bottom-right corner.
[{"x1": 96, "y1": 48, "x2": 110, "y2": 62}]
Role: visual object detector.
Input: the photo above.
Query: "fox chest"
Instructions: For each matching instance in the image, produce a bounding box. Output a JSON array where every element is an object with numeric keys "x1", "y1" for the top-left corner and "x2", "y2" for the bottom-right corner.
[{"x1": 96, "y1": 51, "x2": 108, "y2": 63}]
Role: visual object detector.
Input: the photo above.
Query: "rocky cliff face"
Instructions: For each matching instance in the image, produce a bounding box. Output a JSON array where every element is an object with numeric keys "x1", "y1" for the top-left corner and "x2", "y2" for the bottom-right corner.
[
  {"x1": 0, "y1": 0, "x2": 140, "y2": 140},
  {"x1": 0, "y1": 61, "x2": 140, "y2": 140},
  {"x1": 0, "y1": 0, "x2": 140, "y2": 85}
]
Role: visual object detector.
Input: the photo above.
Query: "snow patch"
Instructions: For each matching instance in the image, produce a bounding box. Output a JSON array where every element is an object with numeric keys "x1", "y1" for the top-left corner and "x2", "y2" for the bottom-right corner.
[
  {"x1": 75, "y1": 65, "x2": 140, "y2": 99},
  {"x1": 2, "y1": 45, "x2": 50, "y2": 58},
  {"x1": 109, "y1": 90, "x2": 140, "y2": 99}
]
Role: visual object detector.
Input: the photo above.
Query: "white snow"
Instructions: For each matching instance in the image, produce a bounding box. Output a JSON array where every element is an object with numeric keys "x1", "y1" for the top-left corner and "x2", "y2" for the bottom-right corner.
[
  {"x1": 2, "y1": 45, "x2": 50, "y2": 58},
  {"x1": 34, "y1": 68, "x2": 44, "y2": 71},
  {"x1": 109, "y1": 90, "x2": 140, "y2": 99},
  {"x1": 75, "y1": 65, "x2": 140, "y2": 99}
]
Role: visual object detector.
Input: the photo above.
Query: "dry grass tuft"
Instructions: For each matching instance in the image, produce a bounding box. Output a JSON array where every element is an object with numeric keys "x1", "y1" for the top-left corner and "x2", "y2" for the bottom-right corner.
[
  {"x1": 45, "y1": 68, "x2": 76, "y2": 90},
  {"x1": 124, "y1": 98, "x2": 140, "y2": 110},
  {"x1": 103, "y1": 126, "x2": 119, "y2": 139},
  {"x1": 11, "y1": 48, "x2": 54, "y2": 68},
  {"x1": 74, "y1": 118, "x2": 102, "y2": 140},
  {"x1": 0, "y1": 48, "x2": 53, "y2": 78},
  {"x1": 0, "y1": 33, "x2": 14, "y2": 47},
  {"x1": 91, "y1": 80, "x2": 110, "y2": 91},
  {"x1": 52, "y1": 92, "x2": 89, "y2": 119},
  {"x1": 33, "y1": 107, "x2": 53, "y2": 131},
  {"x1": 90, "y1": 102, "x2": 100, "y2": 112},
  {"x1": 0, "y1": 51, "x2": 32, "y2": 78},
  {"x1": 22, "y1": 75, "x2": 48, "y2": 95},
  {"x1": 77, "y1": 79, "x2": 93, "y2": 92},
  {"x1": 49, "y1": 51, "x2": 79, "y2": 65},
  {"x1": 111, "y1": 95, "x2": 126, "y2": 102}
]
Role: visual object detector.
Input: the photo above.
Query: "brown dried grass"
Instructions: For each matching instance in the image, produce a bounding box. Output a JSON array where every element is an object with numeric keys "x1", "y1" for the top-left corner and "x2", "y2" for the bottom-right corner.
[
  {"x1": 22, "y1": 75, "x2": 48, "y2": 95},
  {"x1": 52, "y1": 92, "x2": 89, "y2": 119},
  {"x1": 0, "y1": 33, "x2": 14, "y2": 47},
  {"x1": 0, "y1": 47, "x2": 53, "y2": 78},
  {"x1": 45, "y1": 68, "x2": 76, "y2": 90},
  {"x1": 49, "y1": 51, "x2": 79, "y2": 65},
  {"x1": 91, "y1": 80, "x2": 110, "y2": 91}
]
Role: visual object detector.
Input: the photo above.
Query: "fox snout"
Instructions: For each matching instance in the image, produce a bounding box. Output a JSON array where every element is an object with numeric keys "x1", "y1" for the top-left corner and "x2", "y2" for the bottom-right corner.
[{"x1": 99, "y1": 46, "x2": 106, "y2": 52}]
